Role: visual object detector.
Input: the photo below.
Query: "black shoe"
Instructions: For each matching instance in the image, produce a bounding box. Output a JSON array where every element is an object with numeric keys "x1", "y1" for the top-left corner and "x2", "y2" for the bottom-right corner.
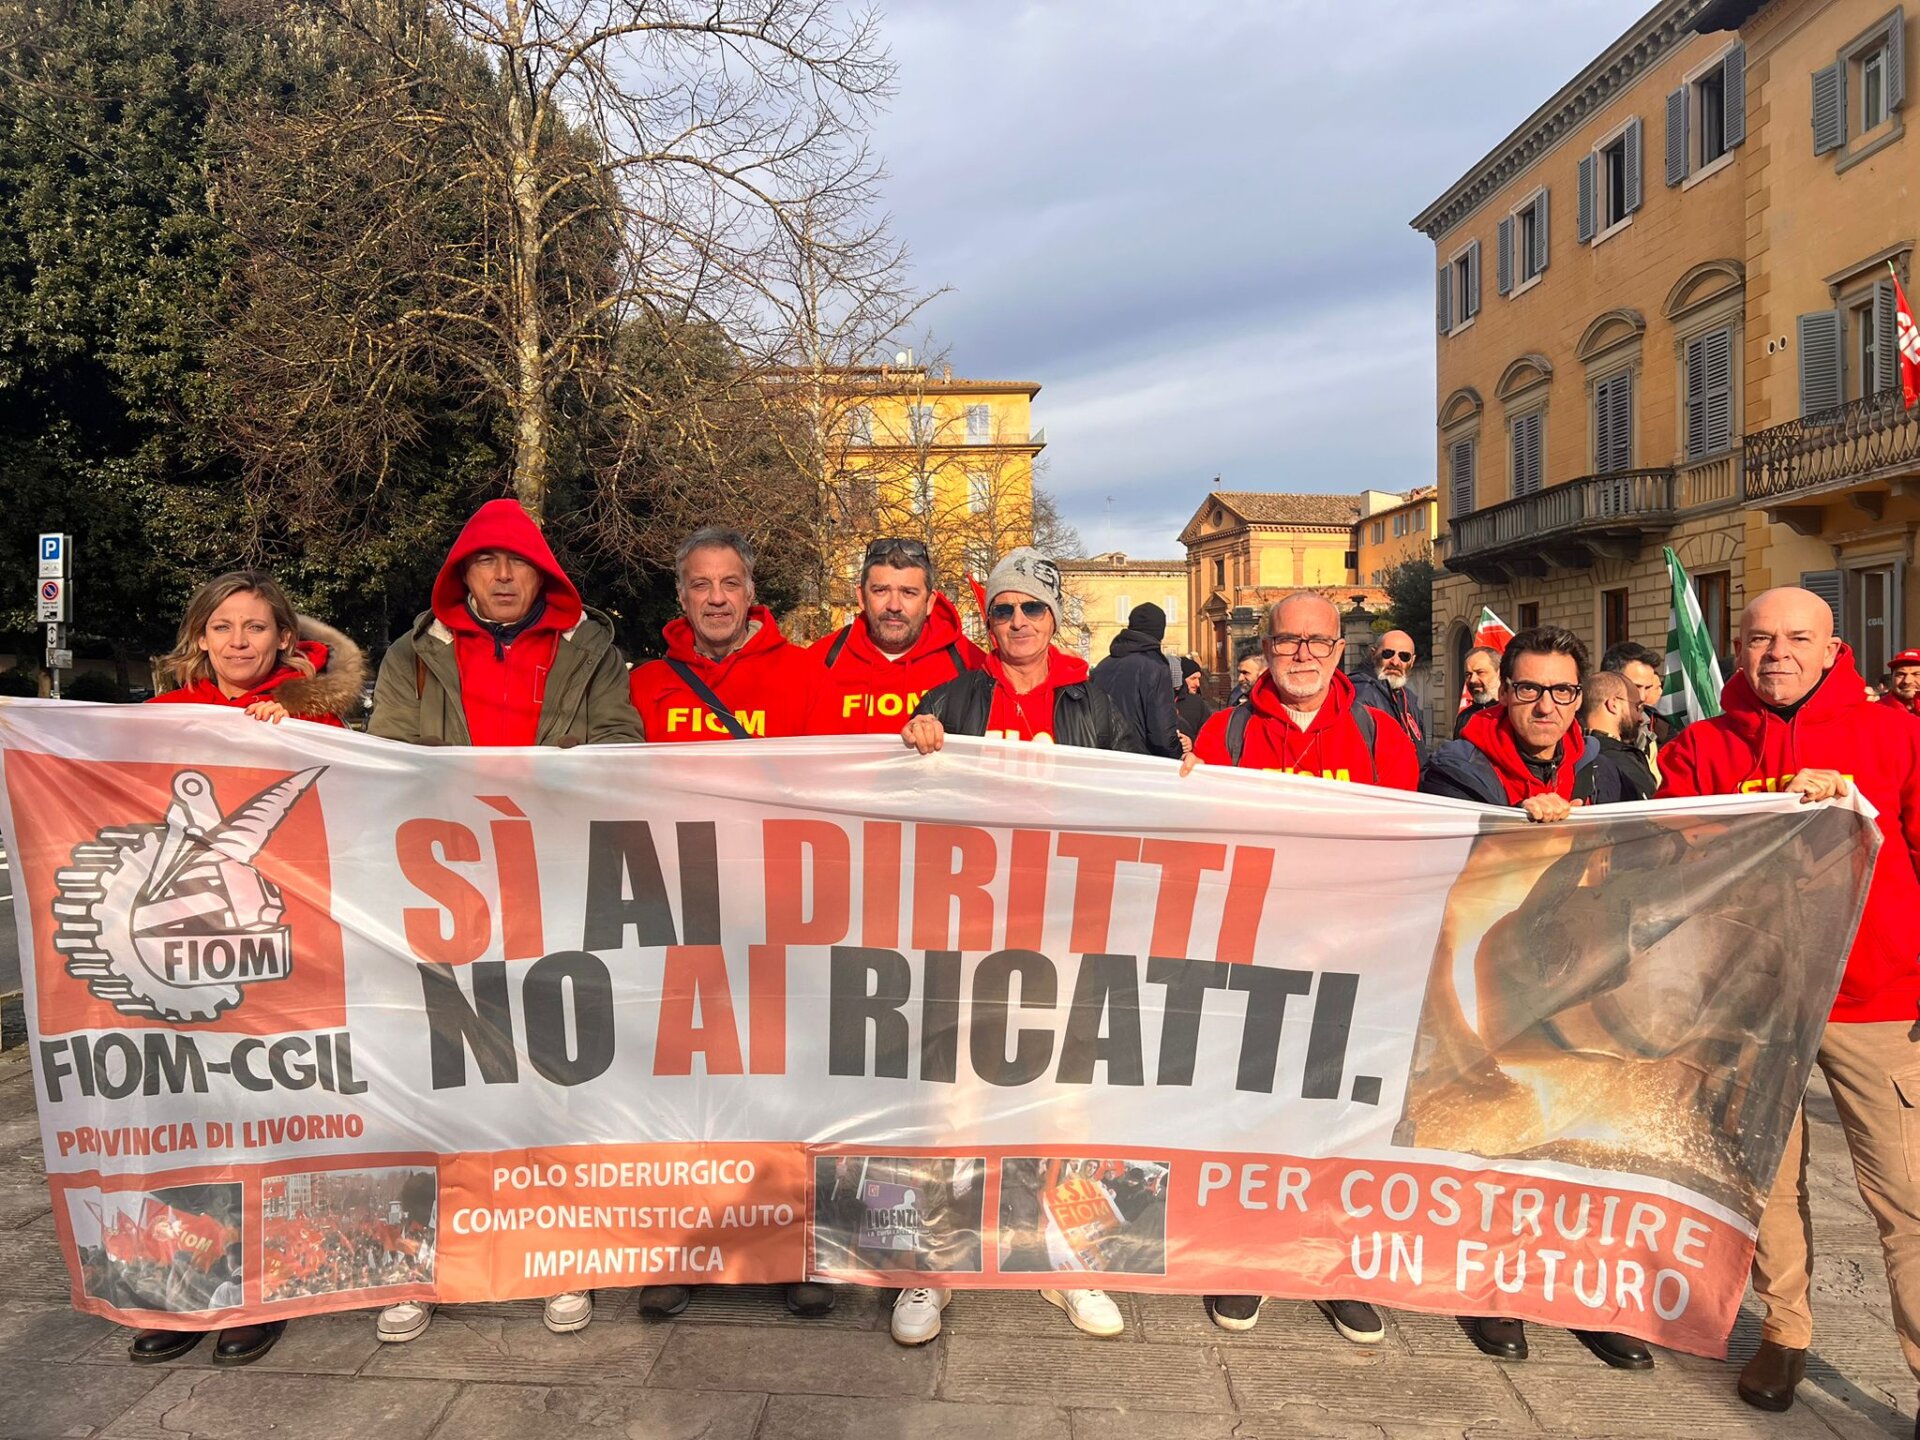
[
  {"x1": 128, "y1": 1328, "x2": 207, "y2": 1364},
  {"x1": 1464, "y1": 1315, "x2": 1528, "y2": 1359},
  {"x1": 1737, "y1": 1339, "x2": 1805, "y2": 1411},
  {"x1": 1573, "y1": 1328, "x2": 1654, "y2": 1371},
  {"x1": 637, "y1": 1284, "x2": 693, "y2": 1318},
  {"x1": 1316, "y1": 1299, "x2": 1385, "y2": 1343},
  {"x1": 211, "y1": 1321, "x2": 286, "y2": 1366},
  {"x1": 1206, "y1": 1294, "x2": 1262, "y2": 1332},
  {"x1": 785, "y1": 1282, "x2": 836, "y2": 1317}
]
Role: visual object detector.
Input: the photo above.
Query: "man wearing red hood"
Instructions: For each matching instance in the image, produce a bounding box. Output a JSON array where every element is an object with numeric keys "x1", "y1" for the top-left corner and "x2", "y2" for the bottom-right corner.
[
  {"x1": 1190, "y1": 592, "x2": 1412, "y2": 1347},
  {"x1": 369, "y1": 498, "x2": 641, "y2": 747},
  {"x1": 1658, "y1": 587, "x2": 1920, "y2": 1420},
  {"x1": 804, "y1": 537, "x2": 982, "y2": 735},
  {"x1": 629, "y1": 527, "x2": 819, "y2": 742},
  {"x1": 367, "y1": 498, "x2": 638, "y2": 1346}
]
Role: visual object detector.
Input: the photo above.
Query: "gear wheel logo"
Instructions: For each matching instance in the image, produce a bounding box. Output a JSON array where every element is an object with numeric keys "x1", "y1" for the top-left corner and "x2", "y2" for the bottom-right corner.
[{"x1": 52, "y1": 767, "x2": 327, "y2": 1023}]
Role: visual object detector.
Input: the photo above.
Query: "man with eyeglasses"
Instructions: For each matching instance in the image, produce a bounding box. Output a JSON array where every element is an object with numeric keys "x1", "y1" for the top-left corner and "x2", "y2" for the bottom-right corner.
[
  {"x1": 1190, "y1": 593, "x2": 1415, "y2": 1345},
  {"x1": 1351, "y1": 629, "x2": 1424, "y2": 746},
  {"x1": 1657, "y1": 588, "x2": 1920, "y2": 1419},
  {"x1": 902, "y1": 546, "x2": 1144, "y2": 1339},
  {"x1": 804, "y1": 538, "x2": 982, "y2": 736},
  {"x1": 1420, "y1": 626, "x2": 1649, "y2": 1370},
  {"x1": 629, "y1": 526, "x2": 820, "y2": 744}
]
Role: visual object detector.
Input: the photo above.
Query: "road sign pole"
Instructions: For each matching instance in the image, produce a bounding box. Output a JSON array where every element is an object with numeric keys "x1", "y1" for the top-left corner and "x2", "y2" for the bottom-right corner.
[{"x1": 35, "y1": 534, "x2": 71, "y2": 699}]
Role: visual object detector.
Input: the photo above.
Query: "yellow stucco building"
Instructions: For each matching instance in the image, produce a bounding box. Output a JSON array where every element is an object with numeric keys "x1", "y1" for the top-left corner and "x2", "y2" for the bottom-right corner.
[
  {"x1": 1058, "y1": 554, "x2": 1195, "y2": 664},
  {"x1": 1355, "y1": 487, "x2": 1438, "y2": 584}
]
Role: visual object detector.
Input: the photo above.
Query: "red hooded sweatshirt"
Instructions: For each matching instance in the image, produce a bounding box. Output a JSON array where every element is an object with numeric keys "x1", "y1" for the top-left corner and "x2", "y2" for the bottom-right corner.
[
  {"x1": 1881, "y1": 690, "x2": 1920, "y2": 720},
  {"x1": 629, "y1": 605, "x2": 818, "y2": 742},
  {"x1": 1657, "y1": 644, "x2": 1920, "y2": 1023},
  {"x1": 147, "y1": 642, "x2": 345, "y2": 728},
  {"x1": 431, "y1": 498, "x2": 584, "y2": 747},
  {"x1": 804, "y1": 592, "x2": 985, "y2": 735},
  {"x1": 1457, "y1": 704, "x2": 1587, "y2": 803},
  {"x1": 1193, "y1": 669, "x2": 1417, "y2": 790}
]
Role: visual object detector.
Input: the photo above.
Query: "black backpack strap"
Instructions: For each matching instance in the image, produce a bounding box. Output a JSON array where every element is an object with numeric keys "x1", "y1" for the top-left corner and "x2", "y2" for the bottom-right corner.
[
  {"x1": 665, "y1": 658, "x2": 751, "y2": 740},
  {"x1": 1226, "y1": 703, "x2": 1251, "y2": 765},
  {"x1": 824, "y1": 626, "x2": 852, "y2": 668},
  {"x1": 1352, "y1": 702, "x2": 1381, "y2": 784},
  {"x1": 945, "y1": 642, "x2": 966, "y2": 677}
]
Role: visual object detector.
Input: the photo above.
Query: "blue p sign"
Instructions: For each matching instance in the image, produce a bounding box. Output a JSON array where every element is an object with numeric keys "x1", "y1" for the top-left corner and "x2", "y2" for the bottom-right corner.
[{"x1": 41, "y1": 535, "x2": 59, "y2": 560}]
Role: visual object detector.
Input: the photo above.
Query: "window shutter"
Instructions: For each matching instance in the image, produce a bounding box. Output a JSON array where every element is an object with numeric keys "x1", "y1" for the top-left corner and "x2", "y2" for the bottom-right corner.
[
  {"x1": 1666, "y1": 86, "x2": 1690, "y2": 185},
  {"x1": 1613, "y1": 373, "x2": 1635, "y2": 471},
  {"x1": 1685, "y1": 335, "x2": 1710, "y2": 459},
  {"x1": 1724, "y1": 44, "x2": 1748, "y2": 148},
  {"x1": 1594, "y1": 380, "x2": 1613, "y2": 474},
  {"x1": 1874, "y1": 279, "x2": 1900, "y2": 396},
  {"x1": 1450, "y1": 440, "x2": 1475, "y2": 518},
  {"x1": 1511, "y1": 412, "x2": 1542, "y2": 498},
  {"x1": 1437, "y1": 264, "x2": 1451, "y2": 334},
  {"x1": 1801, "y1": 570, "x2": 1844, "y2": 626},
  {"x1": 1467, "y1": 241, "x2": 1481, "y2": 318},
  {"x1": 1704, "y1": 326, "x2": 1734, "y2": 454},
  {"x1": 1798, "y1": 309, "x2": 1845, "y2": 416},
  {"x1": 1889, "y1": 10, "x2": 1906, "y2": 110},
  {"x1": 1624, "y1": 117, "x2": 1644, "y2": 213},
  {"x1": 1497, "y1": 217, "x2": 1514, "y2": 295},
  {"x1": 1812, "y1": 63, "x2": 1846, "y2": 153},
  {"x1": 1577, "y1": 154, "x2": 1597, "y2": 243},
  {"x1": 1533, "y1": 190, "x2": 1550, "y2": 273}
]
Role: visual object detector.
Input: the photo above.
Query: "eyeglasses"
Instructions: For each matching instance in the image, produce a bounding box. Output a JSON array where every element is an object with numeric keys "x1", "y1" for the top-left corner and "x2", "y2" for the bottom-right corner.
[
  {"x1": 987, "y1": 600, "x2": 1051, "y2": 622},
  {"x1": 1508, "y1": 680, "x2": 1583, "y2": 705},
  {"x1": 1269, "y1": 634, "x2": 1338, "y2": 658},
  {"x1": 1377, "y1": 649, "x2": 1414, "y2": 662},
  {"x1": 864, "y1": 537, "x2": 930, "y2": 561}
]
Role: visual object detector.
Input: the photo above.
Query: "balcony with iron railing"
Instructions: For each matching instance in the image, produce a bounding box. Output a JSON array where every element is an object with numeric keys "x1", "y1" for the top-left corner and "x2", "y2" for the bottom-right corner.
[
  {"x1": 1744, "y1": 395, "x2": 1920, "y2": 531},
  {"x1": 1445, "y1": 468, "x2": 1677, "y2": 584}
]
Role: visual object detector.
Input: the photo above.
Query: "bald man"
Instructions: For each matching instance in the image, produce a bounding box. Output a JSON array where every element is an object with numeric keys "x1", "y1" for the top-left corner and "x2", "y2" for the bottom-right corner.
[
  {"x1": 1659, "y1": 587, "x2": 1920, "y2": 1417},
  {"x1": 1352, "y1": 629, "x2": 1424, "y2": 744},
  {"x1": 1580, "y1": 670, "x2": 1655, "y2": 800}
]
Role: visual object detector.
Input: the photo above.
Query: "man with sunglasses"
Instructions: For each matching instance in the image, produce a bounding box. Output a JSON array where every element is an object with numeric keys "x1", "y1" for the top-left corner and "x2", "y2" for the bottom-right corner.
[
  {"x1": 902, "y1": 547, "x2": 1143, "y2": 1339},
  {"x1": 1189, "y1": 593, "x2": 1414, "y2": 1345},
  {"x1": 1351, "y1": 629, "x2": 1424, "y2": 746},
  {"x1": 1419, "y1": 626, "x2": 1649, "y2": 1370},
  {"x1": 805, "y1": 538, "x2": 983, "y2": 736}
]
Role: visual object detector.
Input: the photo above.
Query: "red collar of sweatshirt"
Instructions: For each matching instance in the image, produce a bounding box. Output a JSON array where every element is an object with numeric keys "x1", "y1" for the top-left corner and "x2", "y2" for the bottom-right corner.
[
  {"x1": 1459, "y1": 704, "x2": 1586, "y2": 803},
  {"x1": 1658, "y1": 644, "x2": 1920, "y2": 1023},
  {"x1": 431, "y1": 500, "x2": 582, "y2": 746},
  {"x1": 1193, "y1": 669, "x2": 1417, "y2": 790},
  {"x1": 146, "y1": 641, "x2": 344, "y2": 727},
  {"x1": 629, "y1": 606, "x2": 818, "y2": 741},
  {"x1": 805, "y1": 592, "x2": 984, "y2": 734}
]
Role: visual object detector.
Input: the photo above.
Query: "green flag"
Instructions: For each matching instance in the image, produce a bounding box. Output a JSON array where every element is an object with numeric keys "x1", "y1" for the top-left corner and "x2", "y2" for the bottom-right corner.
[{"x1": 1660, "y1": 547, "x2": 1723, "y2": 724}]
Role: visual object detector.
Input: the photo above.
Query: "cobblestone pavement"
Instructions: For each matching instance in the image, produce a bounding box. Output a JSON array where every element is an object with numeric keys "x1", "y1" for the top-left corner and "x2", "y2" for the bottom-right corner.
[{"x1": 0, "y1": 1044, "x2": 1912, "y2": 1440}]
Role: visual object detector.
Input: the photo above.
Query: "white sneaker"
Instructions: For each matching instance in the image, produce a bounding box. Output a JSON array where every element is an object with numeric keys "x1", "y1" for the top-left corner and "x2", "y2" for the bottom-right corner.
[
  {"x1": 891, "y1": 1286, "x2": 951, "y2": 1345},
  {"x1": 1041, "y1": 1287, "x2": 1124, "y2": 1337},
  {"x1": 376, "y1": 1300, "x2": 433, "y2": 1343},
  {"x1": 543, "y1": 1290, "x2": 593, "y2": 1334}
]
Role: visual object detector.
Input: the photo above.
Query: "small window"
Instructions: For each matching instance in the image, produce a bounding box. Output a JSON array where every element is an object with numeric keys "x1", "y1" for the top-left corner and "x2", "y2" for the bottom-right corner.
[
  {"x1": 966, "y1": 471, "x2": 990, "y2": 512},
  {"x1": 909, "y1": 404, "x2": 935, "y2": 445},
  {"x1": 1699, "y1": 68, "x2": 1727, "y2": 163},
  {"x1": 1518, "y1": 205, "x2": 1541, "y2": 282},
  {"x1": 1853, "y1": 297, "x2": 1881, "y2": 401},
  {"x1": 1603, "y1": 135, "x2": 1630, "y2": 227},
  {"x1": 912, "y1": 474, "x2": 932, "y2": 514},
  {"x1": 1212, "y1": 556, "x2": 1225, "y2": 587},
  {"x1": 1115, "y1": 594, "x2": 1131, "y2": 623},
  {"x1": 1862, "y1": 44, "x2": 1890, "y2": 131},
  {"x1": 965, "y1": 403, "x2": 991, "y2": 443},
  {"x1": 847, "y1": 405, "x2": 872, "y2": 445},
  {"x1": 1343, "y1": 549, "x2": 1359, "y2": 571},
  {"x1": 1371, "y1": 520, "x2": 1385, "y2": 544},
  {"x1": 1164, "y1": 595, "x2": 1180, "y2": 625},
  {"x1": 1518, "y1": 602, "x2": 1541, "y2": 630},
  {"x1": 1453, "y1": 250, "x2": 1478, "y2": 325},
  {"x1": 1696, "y1": 570, "x2": 1732, "y2": 659},
  {"x1": 1602, "y1": 588, "x2": 1631, "y2": 652},
  {"x1": 1393, "y1": 512, "x2": 1408, "y2": 537}
]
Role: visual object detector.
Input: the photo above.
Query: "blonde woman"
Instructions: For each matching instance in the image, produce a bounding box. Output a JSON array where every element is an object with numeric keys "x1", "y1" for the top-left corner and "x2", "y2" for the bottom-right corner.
[{"x1": 149, "y1": 571, "x2": 363, "y2": 726}]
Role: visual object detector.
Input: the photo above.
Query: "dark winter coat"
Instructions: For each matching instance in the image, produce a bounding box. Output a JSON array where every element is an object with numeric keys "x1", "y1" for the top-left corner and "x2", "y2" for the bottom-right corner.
[
  {"x1": 1592, "y1": 733, "x2": 1657, "y2": 800},
  {"x1": 1089, "y1": 629, "x2": 1182, "y2": 758},
  {"x1": 917, "y1": 668, "x2": 1148, "y2": 753}
]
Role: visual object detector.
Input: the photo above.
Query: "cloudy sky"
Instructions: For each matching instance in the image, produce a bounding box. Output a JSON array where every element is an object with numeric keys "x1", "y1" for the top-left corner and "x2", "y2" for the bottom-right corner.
[{"x1": 870, "y1": 0, "x2": 1649, "y2": 557}]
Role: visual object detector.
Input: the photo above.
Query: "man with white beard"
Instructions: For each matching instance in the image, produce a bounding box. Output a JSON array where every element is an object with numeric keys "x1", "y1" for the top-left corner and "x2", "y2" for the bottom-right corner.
[{"x1": 1351, "y1": 629, "x2": 1423, "y2": 745}]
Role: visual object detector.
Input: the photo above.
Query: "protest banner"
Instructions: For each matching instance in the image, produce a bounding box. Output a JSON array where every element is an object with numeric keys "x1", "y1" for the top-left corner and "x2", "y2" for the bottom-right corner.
[{"x1": 0, "y1": 700, "x2": 1876, "y2": 1354}]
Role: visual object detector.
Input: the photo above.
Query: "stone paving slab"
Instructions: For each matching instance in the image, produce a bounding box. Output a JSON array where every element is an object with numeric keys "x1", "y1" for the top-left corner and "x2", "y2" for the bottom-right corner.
[
  {"x1": 0, "y1": 1355, "x2": 166, "y2": 1439},
  {"x1": 761, "y1": 1394, "x2": 1070, "y2": 1440},
  {"x1": 648, "y1": 1320, "x2": 942, "y2": 1398},
  {"x1": 99, "y1": 1371, "x2": 461, "y2": 1440},
  {"x1": 938, "y1": 1332, "x2": 1233, "y2": 1411},
  {"x1": 429, "y1": 1382, "x2": 769, "y2": 1439},
  {"x1": 360, "y1": 1306, "x2": 672, "y2": 1385},
  {"x1": 1222, "y1": 1347, "x2": 1534, "y2": 1428}
]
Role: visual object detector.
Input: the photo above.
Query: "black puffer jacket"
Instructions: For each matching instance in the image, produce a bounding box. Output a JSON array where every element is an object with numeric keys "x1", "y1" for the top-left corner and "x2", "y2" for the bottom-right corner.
[
  {"x1": 1089, "y1": 629, "x2": 1181, "y2": 758},
  {"x1": 918, "y1": 669, "x2": 1147, "y2": 753}
]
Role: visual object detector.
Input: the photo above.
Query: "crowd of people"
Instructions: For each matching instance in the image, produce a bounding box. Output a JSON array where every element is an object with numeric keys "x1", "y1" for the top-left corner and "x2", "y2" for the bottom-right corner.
[{"x1": 118, "y1": 498, "x2": 1920, "y2": 1433}]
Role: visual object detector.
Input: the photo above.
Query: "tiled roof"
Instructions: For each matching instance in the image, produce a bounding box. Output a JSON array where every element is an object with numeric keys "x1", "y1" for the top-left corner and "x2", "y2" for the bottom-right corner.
[
  {"x1": 1058, "y1": 554, "x2": 1186, "y2": 572},
  {"x1": 1213, "y1": 492, "x2": 1365, "y2": 527}
]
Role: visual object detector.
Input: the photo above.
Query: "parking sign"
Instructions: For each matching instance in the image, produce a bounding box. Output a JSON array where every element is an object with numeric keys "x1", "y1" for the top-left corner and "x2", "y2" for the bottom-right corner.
[
  {"x1": 38, "y1": 532, "x2": 69, "y2": 579},
  {"x1": 37, "y1": 577, "x2": 68, "y2": 622}
]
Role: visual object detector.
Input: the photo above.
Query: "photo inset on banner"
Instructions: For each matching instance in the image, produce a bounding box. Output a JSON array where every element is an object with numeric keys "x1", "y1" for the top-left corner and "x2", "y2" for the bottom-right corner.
[
  {"x1": 998, "y1": 1158, "x2": 1171, "y2": 1276},
  {"x1": 262, "y1": 1166, "x2": 437, "y2": 1301},
  {"x1": 68, "y1": 1183, "x2": 245, "y2": 1313},
  {"x1": 1393, "y1": 806, "x2": 1871, "y2": 1220},
  {"x1": 813, "y1": 1156, "x2": 987, "y2": 1275}
]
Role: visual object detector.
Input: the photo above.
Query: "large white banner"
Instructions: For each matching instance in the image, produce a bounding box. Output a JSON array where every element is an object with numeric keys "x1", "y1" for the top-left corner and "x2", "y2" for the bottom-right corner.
[{"x1": 0, "y1": 700, "x2": 1875, "y2": 1353}]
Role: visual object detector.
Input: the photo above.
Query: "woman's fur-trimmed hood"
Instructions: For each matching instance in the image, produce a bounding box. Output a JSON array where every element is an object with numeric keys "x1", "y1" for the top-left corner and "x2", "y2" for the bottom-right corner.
[{"x1": 277, "y1": 616, "x2": 367, "y2": 719}]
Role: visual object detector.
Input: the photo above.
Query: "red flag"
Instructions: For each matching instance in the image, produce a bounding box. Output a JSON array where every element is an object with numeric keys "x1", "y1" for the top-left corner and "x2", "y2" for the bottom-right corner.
[{"x1": 1895, "y1": 269, "x2": 1920, "y2": 411}]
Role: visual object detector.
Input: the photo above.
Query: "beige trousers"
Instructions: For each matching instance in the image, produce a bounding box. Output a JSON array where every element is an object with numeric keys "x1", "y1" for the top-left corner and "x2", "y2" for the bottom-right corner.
[{"x1": 1752, "y1": 1019, "x2": 1920, "y2": 1383}]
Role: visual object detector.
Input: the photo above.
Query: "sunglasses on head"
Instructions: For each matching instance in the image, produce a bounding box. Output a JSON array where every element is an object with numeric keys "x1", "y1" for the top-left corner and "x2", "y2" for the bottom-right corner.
[
  {"x1": 1378, "y1": 649, "x2": 1414, "y2": 662},
  {"x1": 864, "y1": 537, "x2": 930, "y2": 561},
  {"x1": 988, "y1": 600, "x2": 1051, "y2": 622}
]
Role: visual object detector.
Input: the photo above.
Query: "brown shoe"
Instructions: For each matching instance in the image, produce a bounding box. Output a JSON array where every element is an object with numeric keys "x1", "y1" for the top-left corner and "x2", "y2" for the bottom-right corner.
[{"x1": 1737, "y1": 1339, "x2": 1806, "y2": 1412}]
